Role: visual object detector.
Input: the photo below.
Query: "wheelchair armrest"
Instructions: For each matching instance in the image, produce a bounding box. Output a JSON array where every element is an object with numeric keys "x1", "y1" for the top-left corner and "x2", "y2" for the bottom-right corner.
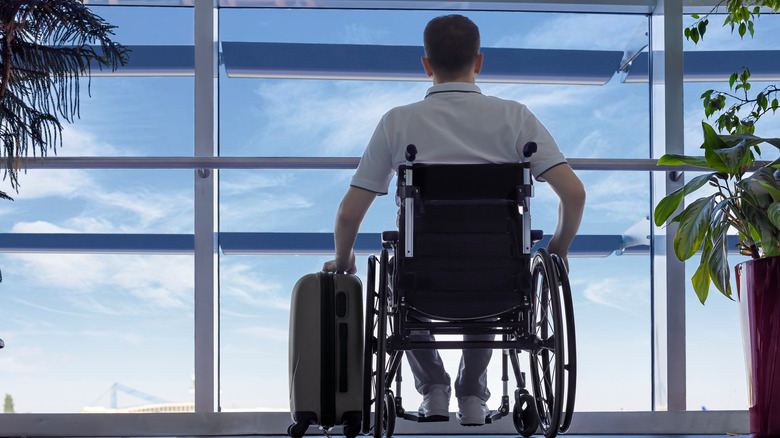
[
  {"x1": 382, "y1": 231, "x2": 399, "y2": 249},
  {"x1": 531, "y1": 229, "x2": 544, "y2": 245}
]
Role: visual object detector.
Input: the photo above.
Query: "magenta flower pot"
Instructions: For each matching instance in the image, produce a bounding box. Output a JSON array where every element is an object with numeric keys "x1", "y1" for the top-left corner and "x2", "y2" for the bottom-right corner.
[{"x1": 737, "y1": 256, "x2": 780, "y2": 438}]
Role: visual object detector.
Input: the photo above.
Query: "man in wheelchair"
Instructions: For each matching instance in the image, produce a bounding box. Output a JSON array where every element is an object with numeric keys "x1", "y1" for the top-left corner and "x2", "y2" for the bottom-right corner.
[{"x1": 323, "y1": 14, "x2": 585, "y2": 429}]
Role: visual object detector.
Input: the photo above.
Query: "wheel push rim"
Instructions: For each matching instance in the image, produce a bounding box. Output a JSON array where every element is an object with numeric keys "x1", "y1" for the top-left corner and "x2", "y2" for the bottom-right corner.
[
  {"x1": 529, "y1": 249, "x2": 564, "y2": 438},
  {"x1": 552, "y1": 254, "x2": 577, "y2": 434}
]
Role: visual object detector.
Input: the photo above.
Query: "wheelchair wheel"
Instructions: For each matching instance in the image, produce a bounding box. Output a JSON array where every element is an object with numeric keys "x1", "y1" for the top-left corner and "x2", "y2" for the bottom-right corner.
[
  {"x1": 552, "y1": 254, "x2": 577, "y2": 434},
  {"x1": 529, "y1": 248, "x2": 564, "y2": 438},
  {"x1": 363, "y1": 250, "x2": 392, "y2": 438},
  {"x1": 513, "y1": 391, "x2": 539, "y2": 437},
  {"x1": 363, "y1": 255, "x2": 379, "y2": 435},
  {"x1": 383, "y1": 391, "x2": 396, "y2": 438}
]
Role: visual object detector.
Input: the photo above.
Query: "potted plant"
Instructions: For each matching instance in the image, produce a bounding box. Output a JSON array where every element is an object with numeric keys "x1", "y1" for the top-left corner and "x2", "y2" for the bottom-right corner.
[{"x1": 654, "y1": 1, "x2": 779, "y2": 435}]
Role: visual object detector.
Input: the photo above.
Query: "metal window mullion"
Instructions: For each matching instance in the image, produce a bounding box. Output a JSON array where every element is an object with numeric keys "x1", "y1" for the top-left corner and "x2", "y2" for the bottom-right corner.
[
  {"x1": 194, "y1": 0, "x2": 218, "y2": 413},
  {"x1": 650, "y1": 0, "x2": 686, "y2": 412}
]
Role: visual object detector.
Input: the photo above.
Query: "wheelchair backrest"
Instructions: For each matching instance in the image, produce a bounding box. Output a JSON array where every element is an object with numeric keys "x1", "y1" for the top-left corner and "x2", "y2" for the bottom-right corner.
[{"x1": 395, "y1": 163, "x2": 534, "y2": 320}]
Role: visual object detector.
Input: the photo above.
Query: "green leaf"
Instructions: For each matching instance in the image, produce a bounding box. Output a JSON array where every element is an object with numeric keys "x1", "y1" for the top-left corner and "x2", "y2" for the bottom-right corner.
[
  {"x1": 674, "y1": 195, "x2": 717, "y2": 260},
  {"x1": 692, "y1": 261, "x2": 711, "y2": 304},
  {"x1": 758, "y1": 93, "x2": 768, "y2": 110},
  {"x1": 707, "y1": 225, "x2": 732, "y2": 299},
  {"x1": 747, "y1": 168, "x2": 780, "y2": 202},
  {"x1": 702, "y1": 121, "x2": 729, "y2": 149},
  {"x1": 769, "y1": 202, "x2": 780, "y2": 229},
  {"x1": 739, "y1": 22, "x2": 747, "y2": 37},
  {"x1": 708, "y1": 140, "x2": 753, "y2": 176},
  {"x1": 761, "y1": 225, "x2": 780, "y2": 257},
  {"x1": 698, "y1": 20, "x2": 707, "y2": 37},
  {"x1": 653, "y1": 173, "x2": 716, "y2": 226},
  {"x1": 692, "y1": 27, "x2": 700, "y2": 43},
  {"x1": 729, "y1": 72, "x2": 738, "y2": 89},
  {"x1": 657, "y1": 154, "x2": 710, "y2": 168},
  {"x1": 692, "y1": 13, "x2": 700, "y2": 19}
]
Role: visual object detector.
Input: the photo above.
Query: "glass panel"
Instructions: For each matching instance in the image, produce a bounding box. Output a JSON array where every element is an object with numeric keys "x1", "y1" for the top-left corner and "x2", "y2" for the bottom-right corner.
[
  {"x1": 686, "y1": 258, "x2": 749, "y2": 411},
  {"x1": 0, "y1": 254, "x2": 194, "y2": 413},
  {"x1": 55, "y1": 6, "x2": 194, "y2": 157},
  {"x1": 0, "y1": 170, "x2": 193, "y2": 234},
  {"x1": 219, "y1": 254, "x2": 354, "y2": 411},
  {"x1": 56, "y1": 77, "x2": 194, "y2": 157},
  {"x1": 89, "y1": 6, "x2": 194, "y2": 45}
]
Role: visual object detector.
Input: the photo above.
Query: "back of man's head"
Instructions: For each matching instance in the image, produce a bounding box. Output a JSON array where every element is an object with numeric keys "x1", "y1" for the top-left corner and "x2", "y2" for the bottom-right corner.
[{"x1": 423, "y1": 15, "x2": 480, "y2": 80}]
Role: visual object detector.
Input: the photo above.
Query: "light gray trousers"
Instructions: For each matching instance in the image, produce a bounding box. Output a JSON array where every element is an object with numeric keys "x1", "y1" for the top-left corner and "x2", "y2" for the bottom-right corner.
[{"x1": 405, "y1": 332, "x2": 495, "y2": 401}]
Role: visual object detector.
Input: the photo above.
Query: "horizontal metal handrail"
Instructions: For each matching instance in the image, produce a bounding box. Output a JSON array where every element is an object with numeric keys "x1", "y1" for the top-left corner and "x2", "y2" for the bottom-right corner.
[{"x1": 5, "y1": 156, "x2": 771, "y2": 171}]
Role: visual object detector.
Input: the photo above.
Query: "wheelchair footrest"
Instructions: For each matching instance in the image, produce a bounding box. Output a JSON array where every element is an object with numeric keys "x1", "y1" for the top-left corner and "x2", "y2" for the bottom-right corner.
[
  {"x1": 486, "y1": 409, "x2": 507, "y2": 423},
  {"x1": 401, "y1": 412, "x2": 450, "y2": 422}
]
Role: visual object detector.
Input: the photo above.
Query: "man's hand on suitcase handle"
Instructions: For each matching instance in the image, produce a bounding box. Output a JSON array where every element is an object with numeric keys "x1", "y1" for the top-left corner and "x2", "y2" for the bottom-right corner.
[{"x1": 322, "y1": 249, "x2": 357, "y2": 275}]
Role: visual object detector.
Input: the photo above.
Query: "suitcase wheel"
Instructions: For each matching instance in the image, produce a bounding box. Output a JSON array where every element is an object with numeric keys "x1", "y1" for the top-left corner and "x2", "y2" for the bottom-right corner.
[{"x1": 288, "y1": 422, "x2": 308, "y2": 438}]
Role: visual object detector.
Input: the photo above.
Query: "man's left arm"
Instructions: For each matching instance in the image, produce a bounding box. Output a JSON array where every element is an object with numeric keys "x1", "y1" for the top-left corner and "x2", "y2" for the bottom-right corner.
[{"x1": 322, "y1": 186, "x2": 378, "y2": 274}]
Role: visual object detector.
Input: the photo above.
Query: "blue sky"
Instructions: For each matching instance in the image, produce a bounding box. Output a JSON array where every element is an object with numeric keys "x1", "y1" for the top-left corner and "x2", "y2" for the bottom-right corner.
[{"x1": 1, "y1": 5, "x2": 779, "y2": 414}]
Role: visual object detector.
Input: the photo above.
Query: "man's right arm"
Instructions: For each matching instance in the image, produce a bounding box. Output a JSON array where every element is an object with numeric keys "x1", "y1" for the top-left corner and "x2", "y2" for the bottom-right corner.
[{"x1": 537, "y1": 163, "x2": 586, "y2": 270}]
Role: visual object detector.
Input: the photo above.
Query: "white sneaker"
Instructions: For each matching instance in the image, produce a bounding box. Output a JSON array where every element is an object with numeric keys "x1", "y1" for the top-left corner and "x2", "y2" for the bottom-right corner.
[
  {"x1": 457, "y1": 396, "x2": 489, "y2": 426},
  {"x1": 418, "y1": 386, "x2": 450, "y2": 418}
]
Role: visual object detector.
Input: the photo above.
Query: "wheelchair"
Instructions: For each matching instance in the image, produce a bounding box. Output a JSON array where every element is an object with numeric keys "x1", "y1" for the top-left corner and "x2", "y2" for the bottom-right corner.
[{"x1": 362, "y1": 144, "x2": 576, "y2": 438}]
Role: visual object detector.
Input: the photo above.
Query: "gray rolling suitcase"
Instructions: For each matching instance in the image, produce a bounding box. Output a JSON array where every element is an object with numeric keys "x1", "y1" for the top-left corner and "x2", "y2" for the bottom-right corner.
[{"x1": 288, "y1": 272, "x2": 363, "y2": 438}]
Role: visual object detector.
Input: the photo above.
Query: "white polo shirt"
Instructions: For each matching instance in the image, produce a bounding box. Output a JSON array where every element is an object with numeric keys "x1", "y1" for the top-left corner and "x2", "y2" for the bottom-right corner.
[{"x1": 350, "y1": 82, "x2": 567, "y2": 195}]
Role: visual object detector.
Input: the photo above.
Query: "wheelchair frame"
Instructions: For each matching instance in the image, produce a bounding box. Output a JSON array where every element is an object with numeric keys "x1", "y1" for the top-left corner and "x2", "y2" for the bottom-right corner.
[{"x1": 362, "y1": 145, "x2": 577, "y2": 438}]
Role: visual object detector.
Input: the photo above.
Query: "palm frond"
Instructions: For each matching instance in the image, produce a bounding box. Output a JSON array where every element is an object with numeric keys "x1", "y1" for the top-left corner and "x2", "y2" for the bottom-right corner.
[{"x1": 0, "y1": 0, "x2": 128, "y2": 197}]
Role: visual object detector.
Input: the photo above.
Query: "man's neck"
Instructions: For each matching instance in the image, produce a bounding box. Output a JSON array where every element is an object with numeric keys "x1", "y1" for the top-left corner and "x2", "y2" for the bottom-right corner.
[{"x1": 432, "y1": 74, "x2": 476, "y2": 85}]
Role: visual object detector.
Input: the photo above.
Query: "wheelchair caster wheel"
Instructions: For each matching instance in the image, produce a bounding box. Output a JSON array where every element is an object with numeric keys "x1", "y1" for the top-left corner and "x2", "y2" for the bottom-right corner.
[
  {"x1": 513, "y1": 393, "x2": 539, "y2": 437},
  {"x1": 288, "y1": 422, "x2": 308, "y2": 438},
  {"x1": 344, "y1": 421, "x2": 361, "y2": 438},
  {"x1": 383, "y1": 392, "x2": 396, "y2": 437}
]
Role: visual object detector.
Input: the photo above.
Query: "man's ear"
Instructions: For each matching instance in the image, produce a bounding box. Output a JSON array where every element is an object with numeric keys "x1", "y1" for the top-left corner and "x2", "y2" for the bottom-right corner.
[
  {"x1": 421, "y1": 57, "x2": 434, "y2": 77},
  {"x1": 474, "y1": 53, "x2": 484, "y2": 75}
]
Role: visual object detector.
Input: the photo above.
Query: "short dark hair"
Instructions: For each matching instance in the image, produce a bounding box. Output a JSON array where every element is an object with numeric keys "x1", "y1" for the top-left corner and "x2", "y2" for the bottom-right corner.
[{"x1": 423, "y1": 15, "x2": 481, "y2": 78}]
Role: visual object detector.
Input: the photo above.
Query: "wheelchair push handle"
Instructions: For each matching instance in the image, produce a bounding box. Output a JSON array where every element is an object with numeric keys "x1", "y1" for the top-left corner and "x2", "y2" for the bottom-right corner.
[
  {"x1": 405, "y1": 144, "x2": 417, "y2": 163},
  {"x1": 522, "y1": 141, "x2": 537, "y2": 158}
]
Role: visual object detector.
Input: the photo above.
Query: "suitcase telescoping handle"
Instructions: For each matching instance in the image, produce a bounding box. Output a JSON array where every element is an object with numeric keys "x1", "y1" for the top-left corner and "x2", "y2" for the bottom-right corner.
[{"x1": 404, "y1": 144, "x2": 417, "y2": 258}]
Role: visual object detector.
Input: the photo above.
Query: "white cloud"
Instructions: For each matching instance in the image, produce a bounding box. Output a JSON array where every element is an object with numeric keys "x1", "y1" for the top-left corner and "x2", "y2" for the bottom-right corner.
[
  {"x1": 220, "y1": 263, "x2": 289, "y2": 311},
  {"x1": 482, "y1": 84, "x2": 596, "y2": 111},
  {"x1": 494, "y1": 15, "x2": 647, "y2": 51},
  {"x1": 58, "y1": 125, "x2": 122, "y2": 157},
  {"x1": 220, "y1": 192, "x2": 314, "y2": 230},
  {"x1": 88, "y1": 188, "x2": 192, "y2": 233},
  {"x1": 12, "y1": 220, "x2": 74, "y2": 233},
  {"x1": 6, "y1": 169, "x2": 93, "y2": 200},
  {"x1": 343, "y1": 22, "x2": 389, "y2": 44},
  {"x1": 583, "y1": 277, "x2": 649, "y2": 310},
  {"x1": 6, "y1": 253, "x2": 194, "y2": 313},
  {"x1": 252, "y1": 81, "x2": 426, "y2": 155},
  {"x1": 0, "y1": 345, "x2": 48, "y2": 373},
  {"x1": 234, "y1": 326, "x2": 288, "y2": 343},
  {"x1": 9, "y1": 296, "x2": 93, "y2": 317},
  {"x1": 220, "y1": 172, "x2": 295, "y2": 196}
]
